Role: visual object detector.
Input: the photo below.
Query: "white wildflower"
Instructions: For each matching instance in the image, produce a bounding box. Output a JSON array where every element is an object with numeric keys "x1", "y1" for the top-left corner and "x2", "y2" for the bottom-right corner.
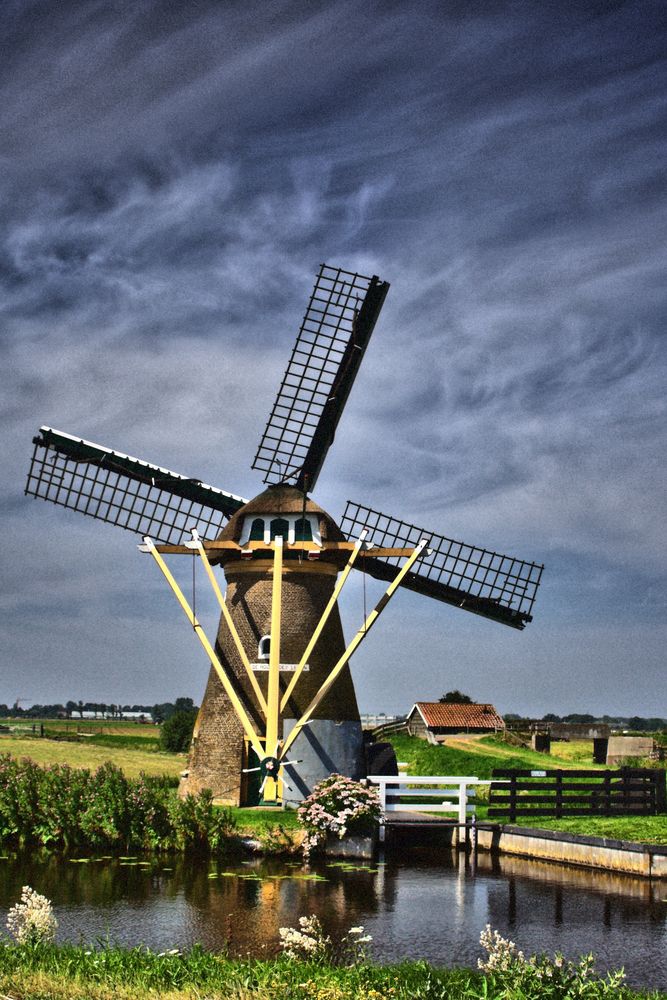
[{"x1": 6, "y1": 886, "x2": 57, "y2": 945}]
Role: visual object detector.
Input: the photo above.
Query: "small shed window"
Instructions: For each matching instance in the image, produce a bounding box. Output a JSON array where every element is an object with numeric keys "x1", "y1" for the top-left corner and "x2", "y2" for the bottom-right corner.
[
  {"x1": 249, "y1": 518, "x2": 265, "y2": 541},
  {"x1": 270, "y1": 517, "x2": 290, "y2": 541},
  {"x1": 258, "y1": 635, "x2": 271, "y2": 661},
  {"x1": 294, "y1": 516, "x2": 313, "y2": 541}
]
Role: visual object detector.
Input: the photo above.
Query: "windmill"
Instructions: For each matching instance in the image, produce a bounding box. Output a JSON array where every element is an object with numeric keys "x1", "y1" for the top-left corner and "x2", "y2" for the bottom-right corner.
[{"x1": 25, "y1": 264, "x2": 543, "y2": 806}]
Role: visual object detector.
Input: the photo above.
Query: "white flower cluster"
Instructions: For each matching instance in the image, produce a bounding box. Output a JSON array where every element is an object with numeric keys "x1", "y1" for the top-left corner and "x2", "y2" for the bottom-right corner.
[
  {"x1": 6, "y1": 885, "x2": 57, "y2": 945},
  {"x1": 278, "y1": 915, "x2": 330, "y2": 960},
  {"x1": 279, "y1": 916, "x2": 373, "y2": 966},
  {"x1": 478, "y1": 924, "x2": 525, "y2": 972},
  {"x1": 340, "y1": 924, "x2": 373, "y2": 963},
  {"x1": 478, "y1": 924, "x2": 625, "y2": 991}
]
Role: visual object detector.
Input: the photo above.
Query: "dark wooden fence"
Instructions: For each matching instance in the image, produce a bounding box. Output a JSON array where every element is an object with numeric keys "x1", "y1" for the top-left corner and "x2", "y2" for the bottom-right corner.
[{"x1": 489, "y1": 768, "x2": 666, "y2": 822}]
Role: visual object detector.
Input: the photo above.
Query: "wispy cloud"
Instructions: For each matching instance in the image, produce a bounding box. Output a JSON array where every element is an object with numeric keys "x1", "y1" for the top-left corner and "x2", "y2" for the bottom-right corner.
[{"x1": 1, "y1": 0, "x2": 665, "y2": 712}]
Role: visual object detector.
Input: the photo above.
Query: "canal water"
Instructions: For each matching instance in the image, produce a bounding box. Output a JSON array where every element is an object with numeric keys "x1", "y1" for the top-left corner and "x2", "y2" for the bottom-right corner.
[{"x1": 0, "y1": 848, "x2": 664, "y2": 990}]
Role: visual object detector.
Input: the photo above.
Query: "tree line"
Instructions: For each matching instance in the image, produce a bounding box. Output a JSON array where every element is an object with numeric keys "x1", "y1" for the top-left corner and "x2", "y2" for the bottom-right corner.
[{"x1": 0, "y1": 697, "x2": 197, "y2": 724}]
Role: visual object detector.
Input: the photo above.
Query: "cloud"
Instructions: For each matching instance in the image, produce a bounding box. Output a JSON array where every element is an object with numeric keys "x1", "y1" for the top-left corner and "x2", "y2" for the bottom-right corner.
[{"x1": 1, "y1": 0, "x2": 665, "y2": 712}]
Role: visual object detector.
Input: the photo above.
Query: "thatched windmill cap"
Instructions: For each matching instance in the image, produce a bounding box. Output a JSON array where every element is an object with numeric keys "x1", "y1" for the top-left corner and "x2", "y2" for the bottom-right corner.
[{"x1": 211, "y1": 484, "x2": 346, "y2": 566}]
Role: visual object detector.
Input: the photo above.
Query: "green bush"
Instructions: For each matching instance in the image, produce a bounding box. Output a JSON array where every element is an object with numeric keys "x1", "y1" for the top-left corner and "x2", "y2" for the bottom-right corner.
[
  {"x1": 160, "y1": 710, "x2": 198, "y2": 753},
  {"x1": 0, "y1": 754, "x2": 234, "y2": 854}
]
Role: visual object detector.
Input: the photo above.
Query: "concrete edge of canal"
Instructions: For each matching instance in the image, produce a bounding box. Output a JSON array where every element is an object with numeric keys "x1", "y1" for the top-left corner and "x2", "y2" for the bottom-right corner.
[
  {"x1": 473, "y1": 823, "x2": 667, "y2": 879},
  {"x1": 382, "y1": 819, "x2": 667, "y2": 878}
]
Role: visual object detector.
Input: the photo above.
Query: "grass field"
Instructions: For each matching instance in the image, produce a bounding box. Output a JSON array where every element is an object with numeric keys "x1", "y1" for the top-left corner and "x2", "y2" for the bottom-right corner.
[
  {"x1": 0, "y1": 735, "x2": 183, "y2": 780},
  {"x1": 230, "y1": 807, "x2": 301, "y2": 833},
  {"x1": 389, "y1": 732, "x2": 602, "y2": 780},
  {"x1": 500, "y1": 815, "x2": 667, "y2": 844}
]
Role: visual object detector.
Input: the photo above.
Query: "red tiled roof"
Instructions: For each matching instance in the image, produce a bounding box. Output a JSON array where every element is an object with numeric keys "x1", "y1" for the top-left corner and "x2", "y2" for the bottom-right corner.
[{"x1": 411, "y1": 702, "x2": 505, "y2": 730}]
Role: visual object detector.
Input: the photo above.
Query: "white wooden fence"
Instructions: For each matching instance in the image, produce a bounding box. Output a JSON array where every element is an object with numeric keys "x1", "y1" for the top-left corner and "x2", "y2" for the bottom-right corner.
[{"x1": 368, "y1": 775, "x2": 493, "y2": 841}]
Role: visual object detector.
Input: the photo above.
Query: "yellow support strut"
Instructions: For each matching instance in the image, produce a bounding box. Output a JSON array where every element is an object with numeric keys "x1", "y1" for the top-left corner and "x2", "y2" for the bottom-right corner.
[
  {"x1": 139, "y1": 537, "x2": 266, "y2": 760},
  {"x1": 280, "y1": 529, "x2": 367, "y2": 712},
  {"x1": 186, "y1": 529, "x2": 268, "y2": 716},
  {"x1": 281, "y1": 539, "x2": 428, "y2": 758}
]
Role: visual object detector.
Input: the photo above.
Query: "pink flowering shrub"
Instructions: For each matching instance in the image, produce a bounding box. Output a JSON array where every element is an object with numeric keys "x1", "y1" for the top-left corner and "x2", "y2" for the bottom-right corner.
[{"x1": 297, "y1": 774, "x2": 380, "y2": 856}]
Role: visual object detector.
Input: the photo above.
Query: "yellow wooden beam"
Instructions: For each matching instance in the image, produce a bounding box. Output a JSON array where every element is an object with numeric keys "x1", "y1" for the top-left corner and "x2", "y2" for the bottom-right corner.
[
  {"x1": 155, "y1": 540, "x2": 417, "y2": 558},
  {"x1": 139, "y1": 537, "x2": 265, "y2": 759},
  {"x1": 187, "y1": 531, "x2": 268, "y2": 716},
  {"x1": 280, "y1": 539, "x2": 428, "y2": 758},
  {"x1": 280, "y1": 530, "x2": 367, "y2": 712}
]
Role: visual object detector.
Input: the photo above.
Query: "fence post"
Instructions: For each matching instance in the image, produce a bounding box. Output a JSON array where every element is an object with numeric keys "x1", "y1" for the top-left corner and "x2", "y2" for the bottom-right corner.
[
  {"x1": 509, "y1": 774, "x2": 517, "y2": 823},
  {"x1": 458, "y1": 781, "x2": 468, "y2": 826},
  {"x1": 620, "y1": 769, "x2": 630, "y2": 813},
  {"x1": 377, "y1": 779, "x2": 386, "y2": 843},
  {"x1": 555, "y1": 772, "x2": 563, "y2": 819}
]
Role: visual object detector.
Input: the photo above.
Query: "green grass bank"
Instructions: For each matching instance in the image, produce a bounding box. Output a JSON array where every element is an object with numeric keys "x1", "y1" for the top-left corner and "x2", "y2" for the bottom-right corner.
[{"x1": 0, "y1": 944, "x2": 663, "y2": 1000}]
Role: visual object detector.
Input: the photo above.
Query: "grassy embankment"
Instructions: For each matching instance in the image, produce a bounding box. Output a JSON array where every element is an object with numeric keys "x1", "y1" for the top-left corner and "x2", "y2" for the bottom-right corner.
[
  {"x1": 0, "y1": 721, "x2": 182, "y2": 780},
  {"x1": 0, "y1": 945, "x2": 663, "y2": 1000},
  {"x1": 388, "y1": 733, "x2": 667, "y2": 844}
]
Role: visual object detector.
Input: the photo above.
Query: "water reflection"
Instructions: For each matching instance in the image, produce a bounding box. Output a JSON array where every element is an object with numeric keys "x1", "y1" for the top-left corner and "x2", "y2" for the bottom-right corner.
[{"x1": 0, "y1": 850, "x2": 664, "y2": 989}]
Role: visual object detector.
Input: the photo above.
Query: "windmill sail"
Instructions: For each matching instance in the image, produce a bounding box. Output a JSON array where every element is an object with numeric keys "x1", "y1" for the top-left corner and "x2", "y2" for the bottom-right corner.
[
  {"x1": 252, "y1": 264, "x2": 389, "y2": 492},
  {"x1": 26, "y1": 427, "x2": 246, "y2": 545},
  {"x1": 341, "y1": 501, "x2": 543, "y2": 629}
]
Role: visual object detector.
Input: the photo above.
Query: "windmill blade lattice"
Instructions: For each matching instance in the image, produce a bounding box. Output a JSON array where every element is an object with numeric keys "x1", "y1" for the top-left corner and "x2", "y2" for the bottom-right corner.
[
  {"x1": 26, "y1": 427, "x2": 246, "y2": 545},
  {"x1": 341, "y1": 501, "x2": 543, "y2": 630},
  {"x1": 252, "y1": 264, "x2": 389, "y2": 492}
]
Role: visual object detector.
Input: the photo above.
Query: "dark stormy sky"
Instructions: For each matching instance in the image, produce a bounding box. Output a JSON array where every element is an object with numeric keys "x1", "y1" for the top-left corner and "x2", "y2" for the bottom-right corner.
[{"x1": 2, "y1": 1, "x2": 665, "y2": 717}]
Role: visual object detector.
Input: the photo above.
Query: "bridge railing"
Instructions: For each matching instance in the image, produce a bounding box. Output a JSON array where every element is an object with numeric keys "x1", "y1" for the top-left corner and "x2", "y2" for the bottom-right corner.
[{"x1": 368, "y1": 775, "x2": 498, "y2": 839}]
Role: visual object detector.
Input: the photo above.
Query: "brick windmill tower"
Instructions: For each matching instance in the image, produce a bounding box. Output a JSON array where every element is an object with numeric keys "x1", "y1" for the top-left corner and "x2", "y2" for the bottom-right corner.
[{"x1": 26, "y1": 264, "x2": 543, "y2": 805}]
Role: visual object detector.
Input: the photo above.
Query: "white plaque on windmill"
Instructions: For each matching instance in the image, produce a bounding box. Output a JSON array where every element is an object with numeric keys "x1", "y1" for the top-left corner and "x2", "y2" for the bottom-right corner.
[{"x1": 251, "y1": 663, "x2": 310, "y2": 672}]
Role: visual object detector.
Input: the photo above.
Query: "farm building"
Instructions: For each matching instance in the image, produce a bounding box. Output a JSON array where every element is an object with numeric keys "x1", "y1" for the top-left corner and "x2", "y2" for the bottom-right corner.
[{"x1": 406, "y1": 702, "x2": 505, "y2": 740}]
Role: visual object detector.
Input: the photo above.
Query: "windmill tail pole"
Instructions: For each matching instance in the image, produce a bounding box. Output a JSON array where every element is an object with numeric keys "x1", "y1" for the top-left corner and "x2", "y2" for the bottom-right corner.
[
  {"x1": 138, "y1": 537, "x2": 266, "y2": 759},
  {"x1": 280, "y1": 538, "x2": 428, "y2": 758},
  {"x1": 187, "y1": 529, "x2": 268, "y2": 716}
]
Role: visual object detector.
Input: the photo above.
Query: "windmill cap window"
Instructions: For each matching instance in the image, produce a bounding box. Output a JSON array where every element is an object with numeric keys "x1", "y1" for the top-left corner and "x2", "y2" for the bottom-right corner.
[{"x1": 238, "y1": 513, "x2": 321, "y2": 546}]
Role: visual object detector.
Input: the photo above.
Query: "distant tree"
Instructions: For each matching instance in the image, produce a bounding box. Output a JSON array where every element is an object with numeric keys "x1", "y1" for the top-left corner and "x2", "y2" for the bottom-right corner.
[
  {"x1": 77, "y1": 700, "x2": 84, "y2": 719},
  {"x1": 65, "y1": 701, "x2": 77, "y2": 719},
  {"x1": 151, "y1": 703, "x2": 169, "y2": 724},
  {"x1": 626, "y1": 716, "x2": 665, "y2": 732},
  {"x1": 152, "y1": 698, "x2": 198, "y2": 724},
  {"x1": 160, "y1": 710, "x2": 197, "y2": 753},
  {"x1": 542, "y1": 713, "x2": 561, "y2": 722},
  {"x1": 562, "y1": 713, "x2": 595, "y2": 724},
  {"x1": 439, "y1": 691, "x2": 473, "y2": 704}
]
